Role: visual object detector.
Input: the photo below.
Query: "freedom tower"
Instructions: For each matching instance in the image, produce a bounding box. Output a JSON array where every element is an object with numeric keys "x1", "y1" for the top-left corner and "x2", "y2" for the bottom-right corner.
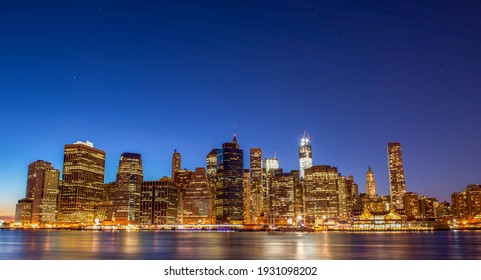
[{"x1": 299, "y1": 130, "x2": 312, "y2": 179}]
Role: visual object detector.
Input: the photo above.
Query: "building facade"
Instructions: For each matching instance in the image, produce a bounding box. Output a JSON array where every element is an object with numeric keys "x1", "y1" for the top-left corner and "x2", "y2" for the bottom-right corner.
[
  {"x1": 172, "y1": 149, "x2": 181, "y2": 179},
  {"x1": 299, "y1": 131, "x2": 312, "y2": 179},
  {"x1": 366, "y1": 166, "x2": 376, "y2": 198},
  {"x1": 388, "y1": 142, "x2": 407, "y2": 210},
  {"x1": 249, "y1": 148, "x2": 264, "y2": 223},
  {"x1": 304, "y1": 165, "x2": 341, "y2": 225},
  {"x1": 215, "y1": 135, "x2": 244, "y2": 224},
  {"x1": 113, "y1": 153, "x2": 143, "y2": 225},
  {"x1": 182, "y1": 168, "x2": 212, "y2": 225},
  {"x1": 58, "y1": 141, "x2": 106, "y2": 224},
  {"x1": 140, "y1": 178, "x2": 178, "y2": 225}
]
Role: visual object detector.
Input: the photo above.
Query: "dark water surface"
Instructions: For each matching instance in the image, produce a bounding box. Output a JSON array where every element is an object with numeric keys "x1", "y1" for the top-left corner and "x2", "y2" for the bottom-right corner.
[{"x1": 1, "y1": 230, "x2": 481, "y2": 260}]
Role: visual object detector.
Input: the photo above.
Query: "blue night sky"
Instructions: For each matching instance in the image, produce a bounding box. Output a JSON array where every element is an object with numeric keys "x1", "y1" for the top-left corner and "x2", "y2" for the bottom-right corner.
[{"x1": 1, "y1": 0, "x2": 480, "y2": 216}]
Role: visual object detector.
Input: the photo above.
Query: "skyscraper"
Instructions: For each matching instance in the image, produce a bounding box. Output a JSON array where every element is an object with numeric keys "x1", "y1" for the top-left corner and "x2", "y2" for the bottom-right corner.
[
  {"x1": 264, "y1": 156, "x2": 279, "y2": 211},
  {"x1": 388, "y1": 142, "x2": 407, "y2": 210},
  {"x1": 215, "y1": 135, "x2": 244, "y2": 224},
  {"x1": 270, "y1": 171, "x2": 295, "y2": 225},
  {"x1": 140, "y1": 178, "x2": 178, "y2": 225},
  {"x1": 249, "y1": 148, "x2": 264, "y2": 223},
  {"x1": 206, "y1": 149, "x2": 219, "y2": 224},
  {"x1": 113, "y1": 153, "x2": 143, "y2": 225},
  {"x1": 39, "y1": 169, "x2": 60, "y2": 223},
  {"x1": 58, "y1": 141, "x2": 106, "y2": 224},
  {"x1": 304, "y1": 165, "x2": 341, "y2": 225},
  {"x1": 173, "y1": 168, "x2": 193, "y2": 224},
  {"x1": 366, "y1": 166, "x2": 377, "y2": 198},
  {"x1": 299, "y1": 130, "x2": 312, "y2": 179},
  {"x1": 172, "y1": 149, "x2": 181, "y2": 179},
  {"x1": 182, "y1": 167, "x2": 212, "y2": 225},
  {"x1": 25, "y1": 160, "x2": 60, "y2": 224}
]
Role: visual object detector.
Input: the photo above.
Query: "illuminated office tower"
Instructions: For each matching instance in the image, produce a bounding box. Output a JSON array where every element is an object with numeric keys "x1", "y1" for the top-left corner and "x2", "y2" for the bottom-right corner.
[
  {"x1": 172, "y1": 149, "x2": 181, "y2": 179},
  {"x1": 15, "y1": 198, "x2": 33, "y2": 225},
  {"x1": 24, "y1": 160, "x2": 60, "y2": 224},
  {"x1": 403, "y1": 192, "x2": 420, "y2": 220},
  {"x1": 96, "y1": 182, "x2": 115, "y2": 222},
  {"x1": 26, "y1": 160, "x2": 52, "y2": 200},
  {"x1": 366, "y1": 166, "x2": 377, "y2": 198},
  {"x1": 388, "y1": 142, "x2": 407, "y2": 210},
  {"x1": 206, "y1": 149, "x2": 218, "y2": 224},
  {"x1": 345, "y1": 176, "x2": 357, "y2": 217},
  {"x1": 113, "y1": 153, "x2": 143, "y2": 225},
  {"x1": 173, "y1": 169, "x2": 193, "y2": 224},
  {"x1": 183, "y1": 168, "x2": 211, "y2": 225},
  {"x1": 27, "y1": 160, "x2": 51, "y2": 224},
  {"x1": 337, "y1": 176, "x2": 348, "y2": 220},
  {"x1": 304, "y1": 165, "x2": 340, "y2": 225},
  {"x1": 206, "y1": 149, "x2": 219, "y2": 179},
  {"x1": 270, "y1": 171, "x2": 295, "y2": 225},
  {"x1": 299, "y1": 130, "x2": 312, "y2": 179},
  {"x1": 58, "y1": 141, "x2": 106, "y2": 224},
  {"x1": 419, "y1": 196, "x2": 437, "y2": 221},
  {"x1": 451, "y1": 184, "x2": 481, "y2": 219},
  {"x1": 250, "y1": 148, "x2": 264, "y2": 223},
  {"x1": 292, "y1": 170, "x2": 305, "y2": 225},
  {"x1": 264, "y1": 156, "x2": 279, "y2": 210},
  {"x1": 39, "y1": 169, "x2": 60, "y2": 223},
  {"x1": 140, "y1": 178, "x2": 178, "y2": 225},
  {"x1": 243, "y1": 169, "x2": 251, "y2": 224},
  {"x1": 215, "y1": 135, "x2": 244, "y2": 224}
]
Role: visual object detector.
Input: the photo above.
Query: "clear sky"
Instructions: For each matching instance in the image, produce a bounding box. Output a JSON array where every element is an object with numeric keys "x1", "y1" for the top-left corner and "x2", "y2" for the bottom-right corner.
[{"x1": 1, "y1": 0, "x2": 480, "y2": 217}]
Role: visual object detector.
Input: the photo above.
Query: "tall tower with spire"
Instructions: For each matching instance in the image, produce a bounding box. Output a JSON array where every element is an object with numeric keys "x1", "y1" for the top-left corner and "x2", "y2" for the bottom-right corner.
[
  {"x1": 366, "y1": 166, "x2": 377, "y2": 198},
  {"x1": 299, "y1": 130, "x2": 313, "y2": 179},
  {"x1": 171, "y1": 149, "x2": 181, "y2": 179}
]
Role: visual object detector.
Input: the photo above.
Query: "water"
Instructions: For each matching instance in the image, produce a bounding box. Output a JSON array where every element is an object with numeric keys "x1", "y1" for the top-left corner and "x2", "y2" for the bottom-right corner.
[{"x1": 1, "y1": 230, "x2": 481, "y2": 260}]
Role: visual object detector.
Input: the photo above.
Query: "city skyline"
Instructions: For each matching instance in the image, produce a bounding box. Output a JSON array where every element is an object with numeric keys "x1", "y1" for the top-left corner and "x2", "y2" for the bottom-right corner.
[
  {"x1": 3, "y1": 133, "x2": 475, "y2": 220},
  {"x1": 1, "y1": 1, "x2": 481, "y2": 218}
]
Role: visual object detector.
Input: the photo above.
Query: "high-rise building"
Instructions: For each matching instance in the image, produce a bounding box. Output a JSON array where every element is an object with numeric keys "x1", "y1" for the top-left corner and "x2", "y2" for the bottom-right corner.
[
  {"x1": 345, "y1": 176, "x2": 358, "y2": 218},
  {"x1": 419, "y1": 196, "x2": 437, "y2": 221},
  {"x1": 24, "y1": 160, "x2": 60, "y2": 224},
  {"x1": 388, "y1": 142, "x2": 407, "y2": 210},
  {"x1": 366, "y1": 166, "x2": 377, "y2": 198},
  {"x1": 182, "y1": 168, "x2": 212, "y2": 225},
  {"x1": 304, "y1": 165, "x2": 341, "y2": 225},
  {"x1": 270, "y1": 171, "x2": 295, "y2": 225},
  {"x1": 39, "y1": 169, "x2": 60, "y2": 223},
  {"x1": 292, "y1": 170, "x2": 305, "y2": 225},
  {"x1": 215, "y1": 135, "x2": 244, "y2": 224},
  {"x1": 58, "y1": 141, "x2": 106, "y2": 224},
  {"x1": 206, "y1": 149, "x2": 219, "y2": 179},
  {"x1": 15, "y1": 198, "x2": 33, "y2": 225},
  {"x1": 140, "y1": 178, "x2": 178, "y2": 225},
  {"x1": 249, "y1": 148, "x2": 264, "y2": 223},
  {"x1": 243, "y1": 169, "x2": 251, "y2": 224},
  {"x1": 26, "y1": 160, "x2": 52, "y2": 201},
  {"x1": 452, "y1": 184, "x2": 481, "y2": 219},
  {"x1": 113, "y1": 153, "x2": 143, "y2": 225},
  {"x1": 206, "y1": 149, "x2": 218, "y2": 224},
  {"x1": 173, "y1": 169, "x2": 193, "y2": 224},
  {"x1": 337, "y1": 176, "x2": 348, "y2": 220},
  {"x1": 299, "y1": 130, "x2": 312, "y2": 179},
  {"x1": 264, "y1": 157, "x2": 279, "y2": 210},
  {"x1": 403, "y1": 192, "x2": 420, "y2": 220},
  {"x1": 172, "y1": 149, "x2": 181, "y2": 179}
]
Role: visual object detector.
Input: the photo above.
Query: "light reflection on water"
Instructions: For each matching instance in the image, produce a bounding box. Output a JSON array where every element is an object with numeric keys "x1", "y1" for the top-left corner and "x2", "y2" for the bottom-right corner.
[{"x1": 1, "y1": 230, "x2": 481, "y2": 260}]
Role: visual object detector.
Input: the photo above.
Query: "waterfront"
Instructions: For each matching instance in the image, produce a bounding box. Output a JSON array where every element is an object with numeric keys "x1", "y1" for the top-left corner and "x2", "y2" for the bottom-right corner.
[{"x1": 1, "y1": 230, "x2": 481, "y2": 260}]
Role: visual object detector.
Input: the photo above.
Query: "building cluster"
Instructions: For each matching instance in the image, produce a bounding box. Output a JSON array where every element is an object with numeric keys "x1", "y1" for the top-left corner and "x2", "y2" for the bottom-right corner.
[{"x1": 13, "y1": 134, "x2": 481, "y2": 229}]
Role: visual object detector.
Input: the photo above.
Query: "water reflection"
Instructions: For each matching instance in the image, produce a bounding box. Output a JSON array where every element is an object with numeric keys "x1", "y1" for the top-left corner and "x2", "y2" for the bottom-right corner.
[{"x1": 1, "y1": 230, "x2": 481, "y2": 260}]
